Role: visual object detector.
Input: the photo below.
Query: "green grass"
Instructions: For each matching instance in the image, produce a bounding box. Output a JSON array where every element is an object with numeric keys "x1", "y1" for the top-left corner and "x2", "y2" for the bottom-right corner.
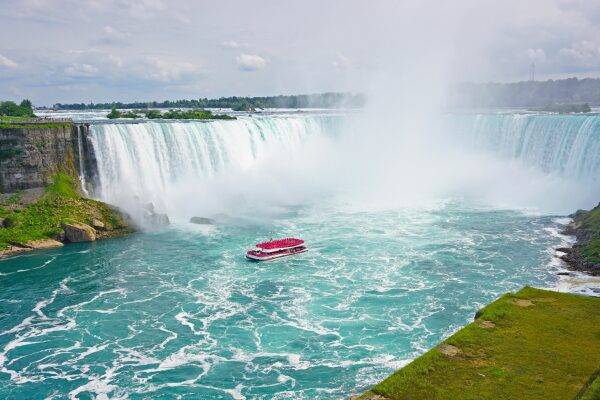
[
  {"x1": 0, "y1": 116, "x2": 31, "y2": 122},
  {"x1": 359, "y1": 287, "x2": 600, "y2": 400},
  {"x1": 45, "y1": 173, "x2": 78, "y2": 198},
  {"x1": 0, "y1": 122, "x2": 72, "y2": 130},
  {"x1": 0, "y1": 173, "x2": 131, "y2": 250},
  {"x1": 0, "y1": 116, "x2": 72, "y2": 130},
  {"x1": 579, "y1": 375, "x2": 600, "y2": 400}
]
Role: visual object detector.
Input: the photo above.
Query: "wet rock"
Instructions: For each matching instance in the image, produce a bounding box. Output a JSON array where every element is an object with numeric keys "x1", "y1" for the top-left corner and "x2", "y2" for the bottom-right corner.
[
  {"x1": 92, "y1": 218, "x2": 106, "y2": 230},
  {"x1": 0, "y1": 124, "x2": 77, "y2": 192},
  {"x1": 62, "y1": 222, "x2": 96, "y2": 242},
  {"x1": 143, "y1": 209, "x2": 170, "y2": 227},
  {"x1": 53, "y1": 229, "x2": 66, "y2": 242},
  {"x1": 190, "y1": 216, "x2": 215, "y2": 225},
  {"x1": 144, "y1": 202, "x2": 155, "y2": 213},
  {"x1": 560, "y1": 203, "x2": 600, "y2": 276},
  {"x1": 27, "y1": 239, "x2": 64, "y2": 249}
]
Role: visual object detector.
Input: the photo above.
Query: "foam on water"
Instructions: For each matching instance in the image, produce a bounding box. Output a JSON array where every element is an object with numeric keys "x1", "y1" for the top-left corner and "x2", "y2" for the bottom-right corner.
[
  {"x1": 0, "y1": 112, "x2": 599, "y2": 398},
  {"x1": 0, "y1": 202, "x2": 578, "y2": 398}
]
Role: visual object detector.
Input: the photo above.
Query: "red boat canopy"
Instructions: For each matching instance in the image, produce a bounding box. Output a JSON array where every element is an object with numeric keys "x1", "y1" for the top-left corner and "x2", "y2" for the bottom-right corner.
[{"x1": 256, "y1": 238, "x2": 304, "y2": 250}]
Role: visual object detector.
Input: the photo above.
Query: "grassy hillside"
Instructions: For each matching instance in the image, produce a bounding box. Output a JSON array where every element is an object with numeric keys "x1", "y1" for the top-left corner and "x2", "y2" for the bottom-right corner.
[
  {"x1": 0, "y1": 173, "x2": 131, "y2": 251},
  {"x1": 357, "y1": 287, "x2": 600, "y2": 400}
]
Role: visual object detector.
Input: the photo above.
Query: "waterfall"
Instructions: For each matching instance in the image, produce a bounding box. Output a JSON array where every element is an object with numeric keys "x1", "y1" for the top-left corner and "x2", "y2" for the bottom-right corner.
[
  {"x1": 88, "y1": 115, "x2": 342, "y2": 219},
  {"x1": 75, "y1": 126, "x2": 90, "y2": 197},
  {"x1": 86, "y1": 113, "x2": 600, "y2": 219},
  {"x1": 448, "y1": 113, "x2": 600, "y2": 182}
]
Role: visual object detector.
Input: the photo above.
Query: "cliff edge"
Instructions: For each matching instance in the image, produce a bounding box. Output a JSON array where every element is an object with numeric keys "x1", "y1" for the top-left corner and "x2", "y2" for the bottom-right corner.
[{"x1": 0, "y1": 121, "x2": 131, "y2": 258}]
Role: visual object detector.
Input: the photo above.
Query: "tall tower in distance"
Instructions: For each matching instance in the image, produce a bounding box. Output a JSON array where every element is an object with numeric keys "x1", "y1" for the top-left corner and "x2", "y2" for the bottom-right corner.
[{"x1": 529, "y1": 62, "x2": 536, "y2": 81}]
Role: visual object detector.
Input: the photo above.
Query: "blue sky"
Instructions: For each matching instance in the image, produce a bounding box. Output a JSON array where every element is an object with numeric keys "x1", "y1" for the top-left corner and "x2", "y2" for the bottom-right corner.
[{"x1": 1, "y1": 0, "x2": 599, "y2": 105}]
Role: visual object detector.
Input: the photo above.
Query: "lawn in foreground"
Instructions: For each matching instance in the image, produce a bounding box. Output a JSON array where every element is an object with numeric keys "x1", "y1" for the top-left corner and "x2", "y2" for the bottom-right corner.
[{"x1": 358, "y1": 287, "x2": 600, "y2": 400}]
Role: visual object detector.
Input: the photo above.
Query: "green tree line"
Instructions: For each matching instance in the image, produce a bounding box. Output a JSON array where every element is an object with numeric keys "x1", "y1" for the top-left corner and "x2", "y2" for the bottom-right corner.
[
  {"x1": 53, "y1": 92, "x2": 366, "y2": 110},
  {"x1": 0, "y1": 100, "x2": 35, "y2": 117}
]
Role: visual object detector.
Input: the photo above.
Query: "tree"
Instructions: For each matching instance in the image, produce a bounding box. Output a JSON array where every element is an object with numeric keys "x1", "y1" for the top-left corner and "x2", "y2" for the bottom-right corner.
[
  {"x1": 106, "y1": 107, "x2": 121, "y2": 119},
  {"x1": 18, "y1": 99, "x2": 34, "y2": 116},
  {"x1": 0, "y1": 100, "x2": 35, "y2": 117}
]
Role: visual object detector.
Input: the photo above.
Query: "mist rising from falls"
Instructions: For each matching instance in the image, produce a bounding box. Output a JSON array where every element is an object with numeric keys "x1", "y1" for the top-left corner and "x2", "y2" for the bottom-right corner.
[
  {"x1": 88, "y1": 113, "x2": 600, "y2": 224},
  {"x1": 89, "y1": 116, "x2": 343, "y2": 221}
]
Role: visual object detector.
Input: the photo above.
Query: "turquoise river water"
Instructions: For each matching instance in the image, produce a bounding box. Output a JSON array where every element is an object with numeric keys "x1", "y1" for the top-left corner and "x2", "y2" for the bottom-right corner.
[{"x1": 1, "y1": 111, "x2": 599, "y2": 399}]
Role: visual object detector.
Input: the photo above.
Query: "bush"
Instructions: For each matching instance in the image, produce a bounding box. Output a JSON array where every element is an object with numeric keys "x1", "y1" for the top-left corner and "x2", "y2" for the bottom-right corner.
[
  {"x1": 144, "y1": 109, "x2": 162, "y2": 119},
  {"x1": 107, "y1": 107, "x2": 121, "y2": 119}
]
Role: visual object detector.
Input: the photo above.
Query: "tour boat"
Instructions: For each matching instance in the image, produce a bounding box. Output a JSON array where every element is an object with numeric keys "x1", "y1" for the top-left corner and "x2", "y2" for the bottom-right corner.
[{"x1": 246, "y1": 238, "x2": 307, "y2": 261}]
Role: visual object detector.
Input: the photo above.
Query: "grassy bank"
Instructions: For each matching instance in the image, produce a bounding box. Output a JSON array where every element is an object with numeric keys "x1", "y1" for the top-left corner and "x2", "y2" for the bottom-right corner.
[
  {"x1": 357, "y1": 287, "x2": 600, "y2": 400},
  {"x1": 0, "y1": 116, "x2": 72, "y2": 130},
  {"x1": 0, "y1": 173, "x2": 131, "y2": 252}
]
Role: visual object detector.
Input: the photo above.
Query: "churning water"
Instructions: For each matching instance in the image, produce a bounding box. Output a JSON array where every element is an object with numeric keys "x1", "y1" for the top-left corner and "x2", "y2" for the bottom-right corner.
[{"x1": 0, "y1": 111, "x2": 598, "y2": 399}]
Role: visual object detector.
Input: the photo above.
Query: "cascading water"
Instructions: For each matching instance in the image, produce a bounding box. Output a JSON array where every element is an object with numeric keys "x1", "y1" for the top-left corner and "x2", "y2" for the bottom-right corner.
[
  {"x1": 449, "y1": 113, "x2": 600, "y2": 182},
  {"x1": 87, "y1": 112, "x2": 600, "y2": 220},
  {"x1": 2, "y1": 111, "x2": 599, "y2": 399},
  {"x1": 75, "y1": 126, "x2": 90, "y2": 197},
  {"x1": 88, "y1": 115, "x2": 342, "y2": 221}
]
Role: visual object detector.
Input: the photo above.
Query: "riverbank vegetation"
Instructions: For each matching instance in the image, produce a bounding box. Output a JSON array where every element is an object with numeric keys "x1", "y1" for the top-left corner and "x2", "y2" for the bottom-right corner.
[
  {"x1": 106, "y1": 107, "x2": 235, "y2": 120},
  {"x1": 107, "y1": 107, "x2": 140, "y2": 119},
  {"x1": 0, "y1": 99, "x2": 71, "y2": 130},
  {"x1": 0, "y1": 117, "x2": 72, "y2": 130},
  {"x1": 357, "y1": 287, "x2": 600, "y2": 400},
  {"x1": 0, "y1": 173, "x2": 132, "y2": 254}
]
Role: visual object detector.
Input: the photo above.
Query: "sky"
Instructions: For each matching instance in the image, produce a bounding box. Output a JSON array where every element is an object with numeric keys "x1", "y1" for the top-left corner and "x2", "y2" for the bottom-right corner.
[{"x1": 1, "y1": 0, "x2": 600, "y2": 105}]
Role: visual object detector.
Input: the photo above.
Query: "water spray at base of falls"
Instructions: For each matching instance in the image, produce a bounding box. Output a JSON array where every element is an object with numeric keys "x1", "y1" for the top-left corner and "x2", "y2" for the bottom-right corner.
[{"x1": 87, "y1": 113, "x2": 600, "y2": 227}]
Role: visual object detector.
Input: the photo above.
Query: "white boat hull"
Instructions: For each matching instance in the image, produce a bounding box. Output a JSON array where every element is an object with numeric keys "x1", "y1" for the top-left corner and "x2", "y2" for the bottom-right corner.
[{"x1": 246, "y1": 248, "x2": 308, "y2": 261}]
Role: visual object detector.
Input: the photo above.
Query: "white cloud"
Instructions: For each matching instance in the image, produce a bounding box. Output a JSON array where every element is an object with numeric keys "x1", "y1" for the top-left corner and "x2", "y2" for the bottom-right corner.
[
  {"x1": 236, "y1": 53, "x2": 267, "y2": 71},
  {"x1": 64, "y1": 63, "x2": 99, "y2": 77},
  {"x1": 137, "y1": 58, "x2": 201, "y2": 82},
  {"x1": 558, "y1": 40, "x2": 600, "y2": 68},
  {"x1": 0, "y1": 53, "x2": 18, "y2": 69},
  {"x1": 221, "y1": 40, "x2": 240, "y2": 49},
  {"x1": 95, "y1": 25, "x2": 130, "y2": 45}
]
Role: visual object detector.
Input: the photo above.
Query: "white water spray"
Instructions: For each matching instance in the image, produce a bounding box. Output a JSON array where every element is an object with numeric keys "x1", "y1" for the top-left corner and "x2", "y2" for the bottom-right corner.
[{"x1": 88, "y1": 112, "x2": 600, "y2": 224}]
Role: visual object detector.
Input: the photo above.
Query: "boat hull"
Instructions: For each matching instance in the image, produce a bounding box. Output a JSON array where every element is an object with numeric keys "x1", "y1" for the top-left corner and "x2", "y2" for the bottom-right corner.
[{"x1": 246, "y1": 246, "x2": 307, "y2": 261}]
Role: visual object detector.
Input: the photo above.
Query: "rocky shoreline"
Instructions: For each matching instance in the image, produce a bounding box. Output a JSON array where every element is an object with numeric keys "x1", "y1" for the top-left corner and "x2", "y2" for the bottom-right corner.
[
  {"x1": 0, "y1": 177, "x2": 133, "y2": 259},
  {"x1": 557, "y1": 203, "x2": 600, "y2": 276}
]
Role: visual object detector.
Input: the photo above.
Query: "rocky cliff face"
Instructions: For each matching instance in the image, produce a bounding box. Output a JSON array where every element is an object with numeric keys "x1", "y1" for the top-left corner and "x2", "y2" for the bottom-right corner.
[{"x1": 0, "y1": 123, "x2": 97, "y2": 193}]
